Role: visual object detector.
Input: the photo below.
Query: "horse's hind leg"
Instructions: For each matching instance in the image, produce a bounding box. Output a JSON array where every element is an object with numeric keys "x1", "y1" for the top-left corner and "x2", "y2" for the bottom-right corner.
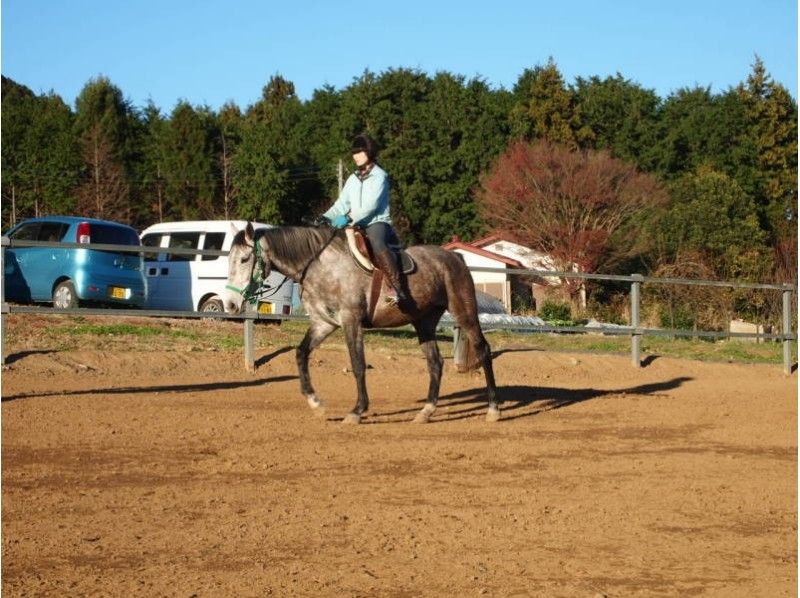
[
  {"x1": 412, "y1": 312, "x2": 444, "y2": 423},
  {"x1": 296, "y1": 319, "x2": 336, "y2": 417},
  {"x1": 447, "y1": 293, "x2": 500, "y2": 421}
]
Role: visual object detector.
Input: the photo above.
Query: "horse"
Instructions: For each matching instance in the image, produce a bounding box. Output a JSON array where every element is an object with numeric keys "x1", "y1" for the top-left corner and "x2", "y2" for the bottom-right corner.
[{"x1": 223, "y1": 222, "x2": 499, "y2": 424}]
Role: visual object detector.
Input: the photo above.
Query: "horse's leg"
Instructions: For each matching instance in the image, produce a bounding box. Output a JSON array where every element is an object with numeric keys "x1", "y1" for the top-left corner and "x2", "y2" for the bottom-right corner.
[
  {"x1": 341, "y1": 320, "x2": 369, "y2": 425},
  {"x1": 447, "y1": 288, "x2": 500, "y2": 422},
  {"x1": 296, "y1": 319, "x2": 336, "y2": 417},
  {"x1": 412, "y1": 312, "x2": 444, "y2": 424}
]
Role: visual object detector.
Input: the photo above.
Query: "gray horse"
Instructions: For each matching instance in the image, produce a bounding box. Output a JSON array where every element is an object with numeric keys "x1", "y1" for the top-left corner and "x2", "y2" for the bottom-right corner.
[{"x1": 223, "y1": 222, "x2": 499, "y2": 424}]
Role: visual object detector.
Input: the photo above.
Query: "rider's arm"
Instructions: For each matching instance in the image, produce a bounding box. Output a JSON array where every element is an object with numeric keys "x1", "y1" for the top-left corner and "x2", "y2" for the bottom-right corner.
[{"x1": 322, "y1": 176, "x2": 354, "y2": 222}]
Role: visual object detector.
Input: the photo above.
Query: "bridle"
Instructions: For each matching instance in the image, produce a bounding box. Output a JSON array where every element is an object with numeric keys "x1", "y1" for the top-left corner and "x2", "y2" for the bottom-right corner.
[{"x1": 225, "y1": 235, "x2": 271, "y2": 305}]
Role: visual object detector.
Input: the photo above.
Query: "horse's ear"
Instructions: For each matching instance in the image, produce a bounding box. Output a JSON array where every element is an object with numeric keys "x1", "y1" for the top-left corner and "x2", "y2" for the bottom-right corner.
[
  {"x1": 244, "y1": 222, "x2": 255, "y2": 245},
  {"x1": 230, "y1": 222, "x2": 240, "y2": 238}
]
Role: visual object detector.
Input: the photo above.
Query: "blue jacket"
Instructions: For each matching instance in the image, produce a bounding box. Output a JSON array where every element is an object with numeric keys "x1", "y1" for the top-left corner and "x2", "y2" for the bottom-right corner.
[{"x1": 322, "y1": 164, "x2": 392, "y2": 227}]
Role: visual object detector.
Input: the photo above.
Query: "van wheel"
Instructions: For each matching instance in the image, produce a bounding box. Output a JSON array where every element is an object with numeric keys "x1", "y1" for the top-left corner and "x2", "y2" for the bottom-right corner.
[
  {"x1": 199, "y1": 297, "x2": 224, "y2": 313},
  {"x1": 53, "y1": 281, "x2": 78, "y2": 309}
]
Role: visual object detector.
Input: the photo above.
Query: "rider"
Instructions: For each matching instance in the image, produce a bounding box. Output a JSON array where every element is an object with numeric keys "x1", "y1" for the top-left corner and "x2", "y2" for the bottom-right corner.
[{"x1": 321, "y1": 134, "x2": 410, "y2": 308}]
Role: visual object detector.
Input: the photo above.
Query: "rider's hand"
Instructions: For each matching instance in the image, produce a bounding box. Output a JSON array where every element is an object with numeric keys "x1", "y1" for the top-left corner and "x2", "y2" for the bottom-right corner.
[{"x1": 331, "y1": 215, "x2": 349, "y2": 229}]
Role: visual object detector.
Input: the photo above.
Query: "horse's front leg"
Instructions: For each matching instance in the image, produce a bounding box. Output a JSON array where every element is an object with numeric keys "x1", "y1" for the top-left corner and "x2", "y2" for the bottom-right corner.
[
  {"x1": 296, "y1": 319, "x2": 336, "y2": 417},
  {"x1": 341, "y1": 320, "x2": 369, "y2": 424}
]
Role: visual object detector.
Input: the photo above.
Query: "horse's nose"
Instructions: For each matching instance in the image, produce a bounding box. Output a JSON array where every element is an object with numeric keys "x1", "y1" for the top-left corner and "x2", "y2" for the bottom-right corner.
[{"x1": 223, "y1": 293, "x2": 243, "y2": 315}]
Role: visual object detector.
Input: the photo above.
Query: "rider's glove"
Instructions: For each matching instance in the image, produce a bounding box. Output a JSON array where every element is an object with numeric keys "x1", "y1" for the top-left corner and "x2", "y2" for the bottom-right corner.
[{"x1": 331, "y1": 215, "x2": 350, "y2": 229}]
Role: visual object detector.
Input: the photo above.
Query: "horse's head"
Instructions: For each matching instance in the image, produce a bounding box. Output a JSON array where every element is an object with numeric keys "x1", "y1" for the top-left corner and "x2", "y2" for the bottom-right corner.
[{"x1": 223, "y1": 222, "x2": 271, "y2": 314}]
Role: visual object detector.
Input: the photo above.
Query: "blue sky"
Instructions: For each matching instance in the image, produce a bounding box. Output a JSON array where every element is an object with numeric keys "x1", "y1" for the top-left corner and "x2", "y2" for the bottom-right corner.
[{"x1": 2, "y1": 0, "x2": 796, "y2": 112}]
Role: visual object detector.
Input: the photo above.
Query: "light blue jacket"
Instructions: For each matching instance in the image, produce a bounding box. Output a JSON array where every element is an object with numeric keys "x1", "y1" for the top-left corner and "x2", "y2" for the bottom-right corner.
[{"x1": 323, "y1": 164, "x2": 392, "y2": 227}]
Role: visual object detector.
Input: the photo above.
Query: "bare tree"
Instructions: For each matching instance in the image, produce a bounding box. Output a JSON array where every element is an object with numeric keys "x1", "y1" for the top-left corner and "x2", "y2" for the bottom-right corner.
[{"x1": 75, "y1": 124, "x2": 129, "y2": 220}]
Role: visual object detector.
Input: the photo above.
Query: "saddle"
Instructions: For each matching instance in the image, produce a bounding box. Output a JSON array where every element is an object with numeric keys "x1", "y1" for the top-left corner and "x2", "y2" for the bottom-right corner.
[
  {"x1": 345, "y1": 228, "x2": 415, "y2": 322},
  {"x1": 345, "y1": 228, "x2": 415, "y2": 274}
]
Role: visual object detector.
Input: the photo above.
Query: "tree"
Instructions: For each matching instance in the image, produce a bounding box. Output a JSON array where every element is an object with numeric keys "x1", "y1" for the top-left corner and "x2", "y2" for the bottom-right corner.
[
  {"x1": 650, "y1": 168, "x2": 770, "y2": 281},
  {"x1": 509, "y1": 58, "x2": 585, "y2": 147},
  {"x1": 217, "y1": 102, "x2": 243, "y2": 219},
  {"x1": 74, "y1": 76, "x2": 135, "y2": 221},
  {"x1": 478, "y1": 140, "x2": 666, "y2": 298},
  {"x1": 736, "y1": 56, "x2": 798, "y2": 244},
  {"x1": 573, "y1": 74, "x2": 661, "y2": 169},
  {"x1": 160, "y1": 101, "x2": 217, "y2": 220},
  {"x1": 234, "y1": 75, "x2": 305, "y2": 223}
]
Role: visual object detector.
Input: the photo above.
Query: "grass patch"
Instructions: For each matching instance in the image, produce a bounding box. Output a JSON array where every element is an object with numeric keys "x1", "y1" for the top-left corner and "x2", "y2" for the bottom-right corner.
[{"x1": 4, "y1": 314, "x2": 796, "y2": 366}]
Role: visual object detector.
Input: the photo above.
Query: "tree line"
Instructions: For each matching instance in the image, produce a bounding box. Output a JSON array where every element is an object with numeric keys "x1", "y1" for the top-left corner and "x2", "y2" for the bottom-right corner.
[{"x1": 2, "y1": 57, "x2": 796, "y2": 302}]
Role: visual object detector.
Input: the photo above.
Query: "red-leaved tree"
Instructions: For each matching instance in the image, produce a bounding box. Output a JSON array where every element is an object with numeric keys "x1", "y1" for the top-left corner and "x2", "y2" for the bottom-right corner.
[{"x1": 477, "y1": 140, "x2": 666, "y2": 297}]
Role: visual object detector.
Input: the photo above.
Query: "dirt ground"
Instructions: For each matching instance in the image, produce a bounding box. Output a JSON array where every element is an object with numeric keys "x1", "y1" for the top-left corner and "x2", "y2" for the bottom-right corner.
[{"x1": 1, "y1": 331, "x2": 797, "y2": 596}]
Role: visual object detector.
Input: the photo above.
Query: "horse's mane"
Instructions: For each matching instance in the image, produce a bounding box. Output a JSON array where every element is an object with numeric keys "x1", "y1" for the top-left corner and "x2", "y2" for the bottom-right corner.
[{"x1": 260, "y1": 226, "x2": 340, "y2": 274}]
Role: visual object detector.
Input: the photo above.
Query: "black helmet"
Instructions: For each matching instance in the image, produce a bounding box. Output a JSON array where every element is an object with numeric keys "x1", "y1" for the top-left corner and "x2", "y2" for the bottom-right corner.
[{"x1": 351, "y1": 134, "x2": 378, "y2": 160}]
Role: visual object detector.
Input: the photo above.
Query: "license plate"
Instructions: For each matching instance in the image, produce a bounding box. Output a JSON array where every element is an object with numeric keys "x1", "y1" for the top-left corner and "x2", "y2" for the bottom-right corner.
[
  {"x1": 258, "y1": 302, "x2": 273, "y2": 314},
  {"x1": 109, "y1": 286, "x2": 127, "y2": 299}
]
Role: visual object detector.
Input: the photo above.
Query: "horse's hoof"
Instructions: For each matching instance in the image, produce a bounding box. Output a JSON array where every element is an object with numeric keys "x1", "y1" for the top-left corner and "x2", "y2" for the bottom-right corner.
[
  {"x1": 306, "y1": 395, "x2": 326, "y2": 417},
  {"x1": 342, "y1": 413, "x2": 362, "y2": 425},
  {"x1": 486, "y1": 406, "x2": 501, "y2": 423},
  {"x1": 413, "y1": 404, "x2": 436, "y2": 424}
]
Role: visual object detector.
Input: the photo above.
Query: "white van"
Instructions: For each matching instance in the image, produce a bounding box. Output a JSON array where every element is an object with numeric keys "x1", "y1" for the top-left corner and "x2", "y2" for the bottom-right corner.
[{"x1": 139, "y1": 220, "x2": 293, "y2": 317}]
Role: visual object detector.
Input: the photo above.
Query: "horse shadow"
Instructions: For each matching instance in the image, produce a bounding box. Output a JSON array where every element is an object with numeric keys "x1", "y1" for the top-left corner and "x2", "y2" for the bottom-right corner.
[
  {"x1": 1, "y1": 376, "x2": 298, "y2": 403},
  {"x1": 365, "y1": 376, "x2": 693, "y2": 424}
]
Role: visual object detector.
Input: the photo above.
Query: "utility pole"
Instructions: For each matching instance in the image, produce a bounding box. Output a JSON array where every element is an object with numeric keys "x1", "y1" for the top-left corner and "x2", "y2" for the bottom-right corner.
[{"x1": 337, "y1": 159, "x2": 344, "y2": 193}]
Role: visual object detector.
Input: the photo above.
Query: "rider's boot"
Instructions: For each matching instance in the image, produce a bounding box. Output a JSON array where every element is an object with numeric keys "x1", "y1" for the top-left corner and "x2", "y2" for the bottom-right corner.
[{"x1": 373, "y1": 249, "x2": 412, "y2": 310}]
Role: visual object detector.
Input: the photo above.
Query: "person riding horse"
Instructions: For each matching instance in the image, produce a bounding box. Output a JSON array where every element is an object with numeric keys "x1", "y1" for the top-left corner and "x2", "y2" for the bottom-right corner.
[{"x1": 320, "y1": 134, "x2": 410, "y2": 308}]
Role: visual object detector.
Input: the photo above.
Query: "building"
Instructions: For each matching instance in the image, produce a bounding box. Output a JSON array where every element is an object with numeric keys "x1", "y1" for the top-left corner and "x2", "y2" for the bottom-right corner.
[{"x1": 442, "y1": 235, "x2": 585, "y2": 313}]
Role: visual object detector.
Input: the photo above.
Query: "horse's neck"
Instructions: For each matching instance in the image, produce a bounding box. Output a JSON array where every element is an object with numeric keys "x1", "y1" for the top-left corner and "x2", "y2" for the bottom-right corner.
[{"x1": 265, "y1": 227, "x2": 338, "y2": 281}]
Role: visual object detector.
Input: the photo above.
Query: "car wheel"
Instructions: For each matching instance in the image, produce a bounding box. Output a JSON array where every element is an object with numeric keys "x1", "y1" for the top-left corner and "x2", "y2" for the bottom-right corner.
[
  {"x1": 199, "y1": 297, "x2": 224, "y2": 313},
  {"x1": 53, "y1": 281, "x2": 78, "y2": 309}
]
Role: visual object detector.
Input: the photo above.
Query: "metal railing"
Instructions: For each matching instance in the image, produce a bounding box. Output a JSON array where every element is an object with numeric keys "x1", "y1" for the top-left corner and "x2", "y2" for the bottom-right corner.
[{"x1": 2, "y1": 236, "x2": 796, "y2": 374}]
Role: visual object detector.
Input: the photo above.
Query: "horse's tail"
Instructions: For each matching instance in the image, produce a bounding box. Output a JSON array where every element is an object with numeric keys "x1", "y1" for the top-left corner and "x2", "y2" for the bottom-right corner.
[{"x1": 443, "y1": 251, "x2": 492, "y2": 372}]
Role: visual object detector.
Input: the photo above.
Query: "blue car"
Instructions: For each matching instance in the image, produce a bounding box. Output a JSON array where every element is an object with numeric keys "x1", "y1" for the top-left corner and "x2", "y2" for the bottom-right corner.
[{"x1": 3, "y1": 216, "x2": 146, "y2": 308}]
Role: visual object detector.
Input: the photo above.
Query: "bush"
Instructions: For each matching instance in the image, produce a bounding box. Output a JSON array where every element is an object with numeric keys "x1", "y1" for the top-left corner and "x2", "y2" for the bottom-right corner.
[{"x1": 538, "y1": 300, "x2": 572, "y2": 322}]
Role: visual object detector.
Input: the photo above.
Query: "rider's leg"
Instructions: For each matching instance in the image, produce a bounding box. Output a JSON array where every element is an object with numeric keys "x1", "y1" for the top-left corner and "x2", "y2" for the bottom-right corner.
[{"x1": 366, "y1": 223, "x2": 410, "y2": 307}]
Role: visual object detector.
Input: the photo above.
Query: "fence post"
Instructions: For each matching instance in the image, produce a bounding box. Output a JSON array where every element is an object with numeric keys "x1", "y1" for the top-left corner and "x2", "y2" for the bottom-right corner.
[
  {"x1": 244, "y1": 316, "x2": 255, "y2": 372},
  {"x1": 631, "y1": 274, "x2": 643, "y2": 368},
  {"x1": 783, "y1": 288, "x2": 793, "y2": 376}
]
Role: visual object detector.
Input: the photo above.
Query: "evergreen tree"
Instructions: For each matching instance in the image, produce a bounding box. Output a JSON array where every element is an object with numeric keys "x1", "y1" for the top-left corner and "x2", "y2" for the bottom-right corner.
[
  {"x1": 737, "y1": 56, "x2": 798, "y2": 243},
  {"x1": 234, "y1": 75, "x2": 305, "y2": 223},
  {"x1": 160, "y1": 101, "x2": 217, "y2": 220},
  {"x1": 509, "y1": 58, "x2": 584, "y2": 146},
  {"x1": 573, "y1": 74, "x2": 661, "y2": 169},
  {"x1": 74, "y1": 76, "x2": 135, "y2": 221}
]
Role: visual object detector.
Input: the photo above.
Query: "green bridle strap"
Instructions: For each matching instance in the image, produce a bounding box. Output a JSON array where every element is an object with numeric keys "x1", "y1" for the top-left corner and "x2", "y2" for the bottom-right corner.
[{"x1": 226, "y1": 237, "x2": 265, "y2": 304}]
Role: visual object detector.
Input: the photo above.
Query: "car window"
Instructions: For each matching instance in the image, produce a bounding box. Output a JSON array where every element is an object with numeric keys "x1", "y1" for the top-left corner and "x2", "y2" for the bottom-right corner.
[
  {"x1": 38, "y1": 222, "x2": 69, "y2": 242},
  {"x1": 167, "y1": 232, "x2": 200, "y2": 262},
  {"x1": 9, "y1": 223, "x2": 41, "y2": 241},
  {"x1": 201, "y1": 232, "x2": 226, "y2": 261},
  {"x1": 141, "y1": 233, "x2": 164, "y2": 261}
]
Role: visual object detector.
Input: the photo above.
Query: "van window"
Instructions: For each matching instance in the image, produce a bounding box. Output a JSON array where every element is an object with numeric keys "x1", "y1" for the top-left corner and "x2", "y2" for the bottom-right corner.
[
  {"x1": 167, "y1": 232, "x2": 201, "y2": 262},
  {"x1": 141, "y1": 233, "x2": 164, "y2": 260},
  {"x1": 201, "y1": 232, "x2": 226, "y2": 261}
]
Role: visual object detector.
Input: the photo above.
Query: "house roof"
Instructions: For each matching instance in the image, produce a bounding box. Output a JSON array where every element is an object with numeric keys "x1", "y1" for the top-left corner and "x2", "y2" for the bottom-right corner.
[{"x1": 441, "y1": 239, "x2": 523, "y2": 268}]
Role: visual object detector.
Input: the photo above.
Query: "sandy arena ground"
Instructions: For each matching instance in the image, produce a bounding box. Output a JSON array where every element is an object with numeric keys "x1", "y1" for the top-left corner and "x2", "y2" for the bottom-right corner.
[{"x1": 2, "y1": 333, "x2": 797, "y2": 596}]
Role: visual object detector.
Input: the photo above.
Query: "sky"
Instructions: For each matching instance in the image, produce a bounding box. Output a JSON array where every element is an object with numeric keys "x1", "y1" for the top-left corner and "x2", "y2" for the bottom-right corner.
[{"x1": 1, "y1": 0, "x2": 797, "y2": 112}]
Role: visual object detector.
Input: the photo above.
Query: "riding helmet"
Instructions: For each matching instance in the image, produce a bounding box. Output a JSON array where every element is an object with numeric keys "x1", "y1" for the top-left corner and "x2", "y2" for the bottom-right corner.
[{"x1": 351, "y1": 134, "x2": 378, "y2": 160}]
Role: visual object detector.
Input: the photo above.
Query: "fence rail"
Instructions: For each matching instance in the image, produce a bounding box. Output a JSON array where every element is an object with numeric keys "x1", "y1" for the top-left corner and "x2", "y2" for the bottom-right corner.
[{"x1": 2, "y1": 236, "x2": 796, "y2": 374}]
